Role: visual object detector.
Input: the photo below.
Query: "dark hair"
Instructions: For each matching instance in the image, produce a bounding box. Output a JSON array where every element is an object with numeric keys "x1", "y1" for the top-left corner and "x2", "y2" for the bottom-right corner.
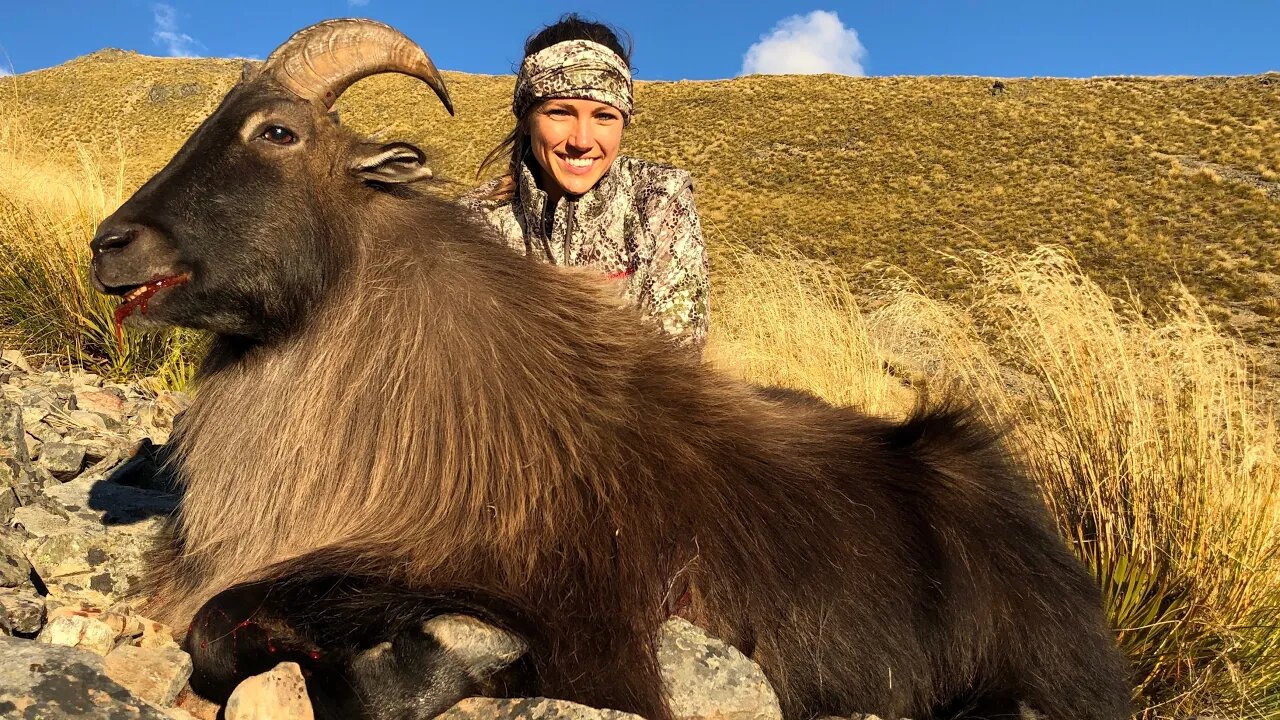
[
  {"x1": 522, "y1": 13, "x2": 631, "y2": 65},
  {"x1": 476, "y1": 14, "x2": 633, "y2": 199}
]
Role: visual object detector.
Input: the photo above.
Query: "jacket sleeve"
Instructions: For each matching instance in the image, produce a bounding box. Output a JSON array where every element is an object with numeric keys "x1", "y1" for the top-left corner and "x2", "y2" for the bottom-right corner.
[{"x1": 643, "y1": 174, "x2": 711, "y2": 352}]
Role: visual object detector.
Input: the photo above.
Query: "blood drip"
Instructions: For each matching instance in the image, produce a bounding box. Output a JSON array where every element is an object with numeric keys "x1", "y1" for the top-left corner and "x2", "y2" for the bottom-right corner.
[{"x1": 111, "y1": 274, "x2": 189, "y2": 352}]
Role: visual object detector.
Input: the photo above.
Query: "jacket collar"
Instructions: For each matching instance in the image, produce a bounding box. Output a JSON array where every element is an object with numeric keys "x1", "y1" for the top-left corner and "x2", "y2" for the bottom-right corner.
[{"x1": 515, "y1": 153, "x2": 626, "y2": 234}]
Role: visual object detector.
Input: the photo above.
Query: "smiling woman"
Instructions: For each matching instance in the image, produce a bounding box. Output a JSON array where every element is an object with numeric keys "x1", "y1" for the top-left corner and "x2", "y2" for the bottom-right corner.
[{"x1": 465, "y1": 14, "x2": 710, "y2": 352}]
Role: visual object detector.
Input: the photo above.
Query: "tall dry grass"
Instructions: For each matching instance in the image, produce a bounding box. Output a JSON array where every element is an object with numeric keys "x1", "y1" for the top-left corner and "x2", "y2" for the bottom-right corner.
[
  {"x1": 709, "y1": 248, "x2": 1280, "y2": 718},
  {"x1": 0, "y1": 103, "x2": 200, "y2": 387}
]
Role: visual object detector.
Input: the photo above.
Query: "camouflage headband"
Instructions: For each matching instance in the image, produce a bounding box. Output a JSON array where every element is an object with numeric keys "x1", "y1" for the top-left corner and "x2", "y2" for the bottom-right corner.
[{"x1": 513, "y1": 39, "x2": 634, "y2": 124}]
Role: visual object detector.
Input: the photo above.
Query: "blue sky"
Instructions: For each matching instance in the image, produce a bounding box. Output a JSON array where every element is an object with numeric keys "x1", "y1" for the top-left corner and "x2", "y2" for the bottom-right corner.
[{"x1": 1, "y1": 1, "x2": 1277, "y2": 80}]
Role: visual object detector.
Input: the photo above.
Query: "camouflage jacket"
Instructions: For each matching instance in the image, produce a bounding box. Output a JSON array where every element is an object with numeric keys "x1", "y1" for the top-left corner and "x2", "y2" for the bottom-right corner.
[{"x1": 464, "y1": 155, "x2": 710, "y2": 350}]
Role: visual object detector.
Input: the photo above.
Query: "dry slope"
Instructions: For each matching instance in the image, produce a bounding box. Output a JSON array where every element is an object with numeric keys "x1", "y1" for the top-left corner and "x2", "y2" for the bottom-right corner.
[{"x1": 2, "y1": 51, "x2": 1278, "y2": 350}]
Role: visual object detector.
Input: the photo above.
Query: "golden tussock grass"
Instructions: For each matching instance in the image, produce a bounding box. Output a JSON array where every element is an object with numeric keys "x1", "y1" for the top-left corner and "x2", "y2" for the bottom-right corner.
[
  {"x1": 710, "y1": 249, "x2": 1280, "y2": 718},
  {"x1": 0, "y1": 91, "x2": 199, "y2": 386}
]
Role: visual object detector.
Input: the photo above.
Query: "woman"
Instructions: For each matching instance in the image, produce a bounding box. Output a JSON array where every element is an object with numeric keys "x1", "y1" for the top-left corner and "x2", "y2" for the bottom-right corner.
[{"x1": 466, "y1": 14, "x2": 710, "y2": 351}]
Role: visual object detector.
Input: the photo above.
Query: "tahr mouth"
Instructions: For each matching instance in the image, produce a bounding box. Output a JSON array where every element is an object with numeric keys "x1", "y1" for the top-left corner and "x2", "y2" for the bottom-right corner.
[{"x1": 108, "y1": 272, "x2": 192, "y2": 347}]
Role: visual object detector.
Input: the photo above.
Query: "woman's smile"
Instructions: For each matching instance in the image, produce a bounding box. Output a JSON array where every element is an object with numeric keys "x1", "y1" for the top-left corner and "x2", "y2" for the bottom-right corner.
[{"x1": 559, "y1": 154, "x2": 600, "y2": 175}]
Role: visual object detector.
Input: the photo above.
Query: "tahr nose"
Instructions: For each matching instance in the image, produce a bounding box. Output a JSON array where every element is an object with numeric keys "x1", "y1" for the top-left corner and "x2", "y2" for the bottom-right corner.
[{"x1": 91, "y1": 222, "x2": 142, "y2": 256}]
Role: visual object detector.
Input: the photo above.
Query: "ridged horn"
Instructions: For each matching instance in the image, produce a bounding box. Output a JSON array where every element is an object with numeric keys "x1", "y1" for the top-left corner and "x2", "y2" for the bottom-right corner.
[{"x1": 262, "y1": 18, "x2": 453, "y2": 115}]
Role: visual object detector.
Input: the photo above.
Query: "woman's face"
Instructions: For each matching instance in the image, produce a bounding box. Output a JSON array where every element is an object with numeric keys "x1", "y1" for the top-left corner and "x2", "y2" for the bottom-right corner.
[{"x1": 528, "y1": 98, "x2": 624, "y2": 201}]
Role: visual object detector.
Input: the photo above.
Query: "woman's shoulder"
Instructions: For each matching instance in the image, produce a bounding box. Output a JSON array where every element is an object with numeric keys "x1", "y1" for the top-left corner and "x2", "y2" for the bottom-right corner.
[
  {"x1": 616, "y1": 156, "x2": 693, "y2": 192},
  {"x1": 614, "y1": 157, "x2": 695, "y2": 216}
]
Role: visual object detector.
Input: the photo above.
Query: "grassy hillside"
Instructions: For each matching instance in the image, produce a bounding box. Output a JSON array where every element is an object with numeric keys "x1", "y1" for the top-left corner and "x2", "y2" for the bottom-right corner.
[{"x1": 2, "y1": 51, "x2": 1278, "y2": 355}]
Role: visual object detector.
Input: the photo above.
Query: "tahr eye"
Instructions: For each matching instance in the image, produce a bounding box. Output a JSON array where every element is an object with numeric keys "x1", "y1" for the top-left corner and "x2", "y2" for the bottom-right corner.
[{"x1": 260, "y1": 126, "x2": 297, "y2": 145}]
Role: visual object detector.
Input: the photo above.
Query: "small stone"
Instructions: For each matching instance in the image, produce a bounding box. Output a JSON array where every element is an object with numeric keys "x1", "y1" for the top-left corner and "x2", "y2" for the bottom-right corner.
[
  {"x1": 0, "y1": 532, "x2": 33, "y2": 587},
  {"x1": 134, "y1": 392, "x2": 190, "y2": 445},
  {"x1": 70, "y1": 372, "x2": 105, "y2": 388},
  {"x1": 0, "y1": 485, "x2": 18, "y2": 526},
  {"x1": 21, "y1": 406, "x2": 48, "y2": 428},
  {"x1": 225, "y1": 662, "x2": 315, "y2": 720},
  {"x1": 72, "y1": 389, "x2": 126, "y2": 421},
  {"x1": 658, "y1": 617, "x2": 783, "y2": 720},
  {"x1": 1, "y1": 349, "x2": 33, "y2": 373},
  {"x1": 40, "y1": 441, "x2": 88, "y2": 478},
  {"x1": 23, "y1": 433, "x2": 42, "y2": 460},
  {"x1": 0, "y1": 635, "x2": 171, "y2": 718},
  {"x1": 11, "y1": 503, "x2": 74, "y2": 537},
  {"x1": 33, "y1": 464, "x2": 61, "y2": 489},
  {"x1": 65, "y1": 432, "x2": 128, "y2": 463},
  {"x1": 67, "y1": 409, "x2": 111, "y2": 431},
  {"x1": 37, "y1": 611, "x2": 120, "y2": 655},
  {"x1": 0, "y1": 398, "x2": 28, "y2": 464},
  {"x1": 439, "y1": 698, "x2": 646, "y2": 719},
  {"x1": 26, "y1": 419, "x2": 62, "y2": 444},
  {"x1": 104, "y1": 644, "x2": 194, "y2": 707}
]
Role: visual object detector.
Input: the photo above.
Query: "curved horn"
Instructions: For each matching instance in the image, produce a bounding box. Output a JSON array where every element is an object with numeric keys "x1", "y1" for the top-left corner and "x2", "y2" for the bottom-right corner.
[{"x1": 263, "y1": 18, "x2": 453, "y2": 115}]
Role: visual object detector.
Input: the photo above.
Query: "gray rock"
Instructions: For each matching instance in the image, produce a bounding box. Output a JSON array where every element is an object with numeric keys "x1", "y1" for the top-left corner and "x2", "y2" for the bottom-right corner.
[
  {"x1": 68, "y1": 372, "x2": 104, "y2": 389},
  {"x1": 67, "y1": 409, "x2": 114, "y2": 432},
  {"x1": 104, "y1": 645, "x2": 193, "y2": 707},
  {"x1": 32, "y1": 464, "x2": 61, "y2": 490},
  {"x1": 3, "y1": 455, "x2": 48, "y2": 511},
  {"x1": 77, "y1": 434, "x2": 134, "y2": 466},
  {"x1": 1, "y1": 398, "x2": 29, "y2": 465},
  {"x1": 658, "y1": 618, "x2": 783, "y2": 720},
  {"x1": 22, "y1": 406, "x2": 49, "y2": 430},
  {"x1": 26, "y1": 419, "x2": 63, "y2": 445},
  {"x1": 440, "y1": 698, "x2": 645, "y2": 719},
  {"x1": 41, "y1": 441, "x2": 88, "y2": 479},
  {"x1": 0, "y1": 484, "x2": 17, "y2": 526},
  {"x1": 17, "y1": 386, "x2": 57, "y2": 411},
  {"x1": 43, "y1": 475, "x2": 177, "y2": 527},
  {"x1": 0, "y1": 587, "x2": 48, "y2": 634},
  {"x1": 0, "y1": 635, "x2": 171, "y2": 718},
  {"x1": 0, "y1": 531, "x2": 32, "y2": 587},
  {"x1": 23, "y1": 433, "x2": 42, "y2": 461},
  {"x1": 15, "y1": 476, "x2": 171, "y2": 606},
  {"x1": 23, "y1": 526, "x2": 156, "y2": 607}
]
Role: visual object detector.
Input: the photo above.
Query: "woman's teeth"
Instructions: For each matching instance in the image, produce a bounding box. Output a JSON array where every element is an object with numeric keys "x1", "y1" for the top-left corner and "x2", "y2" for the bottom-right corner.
[{"x1": 564, "y1": 157, "x2": 594, "y2": 168}]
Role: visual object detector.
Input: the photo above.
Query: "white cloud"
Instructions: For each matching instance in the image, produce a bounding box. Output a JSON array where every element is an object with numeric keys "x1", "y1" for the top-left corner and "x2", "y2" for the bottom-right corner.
[
  {"x1": 741, "y1": 10, "x2": 866, "y2": 76},
  {"x1": 0, "y1": 67, "x2": 11, "y2": 77},
  {"x1": 152, "y1": 4, "x2": 204, "y2": 58}
]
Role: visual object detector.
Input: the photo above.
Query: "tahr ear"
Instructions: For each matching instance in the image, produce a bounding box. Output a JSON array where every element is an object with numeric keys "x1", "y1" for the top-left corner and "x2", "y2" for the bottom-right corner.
[{"x1": 349, "y1": 142, "x2": 433, "y2": 185}]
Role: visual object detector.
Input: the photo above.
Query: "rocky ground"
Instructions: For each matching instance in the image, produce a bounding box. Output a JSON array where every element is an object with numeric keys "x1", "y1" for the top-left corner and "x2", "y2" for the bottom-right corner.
[{"x1": 0, "y1": 349, "x2": 887, "y2": 720}]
